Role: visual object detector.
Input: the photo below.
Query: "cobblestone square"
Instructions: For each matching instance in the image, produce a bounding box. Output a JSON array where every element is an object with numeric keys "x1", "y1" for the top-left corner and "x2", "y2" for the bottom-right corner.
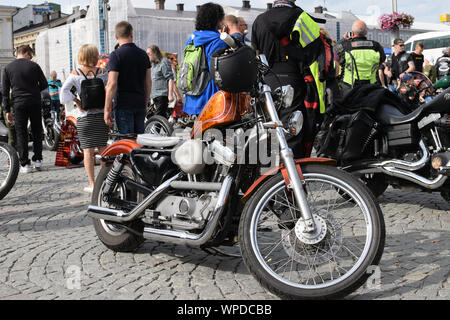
[{"x1": 0, "y1": 150, "x2": 449, "y2": 300}]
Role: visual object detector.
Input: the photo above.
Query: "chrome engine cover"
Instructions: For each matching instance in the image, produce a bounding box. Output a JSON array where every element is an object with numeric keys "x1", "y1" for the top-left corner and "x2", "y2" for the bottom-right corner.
[{"x1": 152, "y1": 193, "x2": 219, "y2": 231}]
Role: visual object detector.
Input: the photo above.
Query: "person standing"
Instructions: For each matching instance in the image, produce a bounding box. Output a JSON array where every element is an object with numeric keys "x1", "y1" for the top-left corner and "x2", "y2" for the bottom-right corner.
[
  {"x1": 47, "y1": 71, "x2": 62, "y2": 120},
  {"x1": 385, "y1": 39, "x2": 415, "y2": 93},
  {"x1": 435, "y1": 47, "x2": 450, "y2": 81},
  {"x1": 146, "y1": 45, "x2": 179, "y2": 118},
  {"x1": 334, "y1": 20, "x2": 385, "y2": 95},
  {"x1": 60, "y1": 44, "x2": 109, "y2": 193},
  {"x1": 410, "y1": 42, "x2": 425, "y2": 73},
  {"x1": 237, "y1": 17, "x2": 251, "y2": 44},
  {"x1": 224, "y1": 15, "x2": 244, "y2": 44},
  {"x1": 182, "y1": 2, "x2": 227, "y2": 116},
  {"x1": 104, "y1": 21, "x2": 152, "y2": 134},
  {"x1": 2, "y1": 45, "x2": 47, "y2": 173},
  {"x1": 251, "y1": 0, "x2": 324, "y2": 158}
]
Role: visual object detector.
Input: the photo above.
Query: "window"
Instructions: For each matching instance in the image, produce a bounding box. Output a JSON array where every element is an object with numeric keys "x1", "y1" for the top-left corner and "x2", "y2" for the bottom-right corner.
[
  {"x1": 417, "y1": 36, "x2": 450, "y2": 50},
  {"x1": 404, "y1": 42, "x2": 412, "y2": 52}
]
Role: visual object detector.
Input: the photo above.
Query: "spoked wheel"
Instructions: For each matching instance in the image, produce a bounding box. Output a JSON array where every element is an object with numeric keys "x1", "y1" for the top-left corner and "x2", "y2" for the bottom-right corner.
[
  {"x1": 239, "y1": 164, "x2": 385, "y2": 300},
  {"x1": 144, "y1": 115, "x2": 173, "y2": 136},
  {"x1": 0, "y1": 142, "x2": 19, "y2": 200},
  {"x1": 92, "y1": 162, "x2": 144, "y2": 252}
]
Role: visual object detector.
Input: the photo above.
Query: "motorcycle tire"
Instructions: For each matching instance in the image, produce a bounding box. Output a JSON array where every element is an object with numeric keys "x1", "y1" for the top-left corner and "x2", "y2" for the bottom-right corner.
[
  {"x1": 144, "y1": 115, "x2": 173, "y2": 136},
  {"x1": 360, "y1": 174, "x2": 389, "y2": 198},
  {"x1": 441, "y1": 191, "x2": 450, "y2": 204},
  {"x1": 0, "y1": 142, "x2": 19, "y2": 200},
  {"x1": 44, "y1": 122, "x2": 58, "y2": 151},
  {"x1": 239, "y1": 164, "x2": 385, "y2": 300},
  {"x1": 91, "y1": 162, "x2": 144, "y2": 252}
]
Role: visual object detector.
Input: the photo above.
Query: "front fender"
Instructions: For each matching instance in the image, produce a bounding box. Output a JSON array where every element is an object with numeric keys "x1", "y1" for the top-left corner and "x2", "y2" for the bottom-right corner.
[
  {"x1": 102, "y1": 139, "x2": 142, "y2": 158},
  {"x1": 241, "y1": 157, "x2": 336, "y2": 202}
]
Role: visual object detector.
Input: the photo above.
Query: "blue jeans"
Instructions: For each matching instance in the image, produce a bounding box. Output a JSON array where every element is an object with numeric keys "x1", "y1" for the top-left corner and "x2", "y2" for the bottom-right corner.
[{"x1": 114, "y1": 108, "x2": 146, "y2": 134}]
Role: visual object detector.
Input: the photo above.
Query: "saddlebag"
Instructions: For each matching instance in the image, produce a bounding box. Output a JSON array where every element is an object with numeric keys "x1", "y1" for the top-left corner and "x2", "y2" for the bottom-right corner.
[{"x1": 318, "y1": 110, "x2": 378, "y2": 162}]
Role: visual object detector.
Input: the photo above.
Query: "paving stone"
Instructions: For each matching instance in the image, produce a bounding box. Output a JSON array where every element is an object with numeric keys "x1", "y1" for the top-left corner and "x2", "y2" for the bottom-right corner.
[{"x1": 0, "y1": 152, "x2": 448, "y2": 300}]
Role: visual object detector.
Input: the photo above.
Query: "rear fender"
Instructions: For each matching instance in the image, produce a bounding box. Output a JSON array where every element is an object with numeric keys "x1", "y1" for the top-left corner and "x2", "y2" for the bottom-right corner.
[
  {"x1": 101, "y1": 139, "x2": 142, "y2": 159},
  {"x1": 241, "y1": 158, "x2": 336, "y2": 202}
]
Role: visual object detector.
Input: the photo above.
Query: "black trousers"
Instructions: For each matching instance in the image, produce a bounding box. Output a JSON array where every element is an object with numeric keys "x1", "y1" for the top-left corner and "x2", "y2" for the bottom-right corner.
[
  {"x1": 153, "y1": 96, "x2": 169, "y2": 118},
  {"x1": 13, "y1": 100, "x2": 43, "y2": 166}
]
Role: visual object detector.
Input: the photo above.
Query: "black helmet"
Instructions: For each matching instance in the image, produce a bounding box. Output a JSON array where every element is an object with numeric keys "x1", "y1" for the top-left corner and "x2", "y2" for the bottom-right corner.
[{"x1": 210, "y1": 45, "x2": 258, "y2": 93}]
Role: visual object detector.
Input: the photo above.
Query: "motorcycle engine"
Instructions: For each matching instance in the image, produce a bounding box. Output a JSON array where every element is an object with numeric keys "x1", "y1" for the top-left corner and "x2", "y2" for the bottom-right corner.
[{"x1": 149, "y1": 193, "x2": 219, "y2": 231}]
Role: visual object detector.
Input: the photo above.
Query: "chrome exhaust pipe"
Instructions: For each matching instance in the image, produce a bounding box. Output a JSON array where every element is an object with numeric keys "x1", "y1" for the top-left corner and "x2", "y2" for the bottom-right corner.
[
  {"x1": 87, "y1": 172, "x2": 183, "y2": 223},
  {"x1": 143, "y1": 175, "x2": 233, "y2": 246},
  {"x1": 380, "y1": 167, "x2": 448, "y2": 189},
  {"x1": 374, "y1": 140, "x2": 429, "y2": 171}
]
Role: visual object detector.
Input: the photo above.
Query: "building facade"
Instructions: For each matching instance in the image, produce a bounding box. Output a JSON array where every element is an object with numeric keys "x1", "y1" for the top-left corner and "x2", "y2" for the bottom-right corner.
[
  {"x1": 36, "y1": 0, "x2": 450, "y2": 82},
  {"x1": 13, "y1": 4, "x2": 86, "y2": 62},
  {"x1": 0, "y1": 5, "x2": 17, "y2": 84}
]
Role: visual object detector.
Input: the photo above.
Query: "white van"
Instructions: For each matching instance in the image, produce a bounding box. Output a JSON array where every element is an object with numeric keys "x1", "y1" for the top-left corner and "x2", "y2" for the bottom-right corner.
[{"x1": 404, "y1": 31, "x2": 450, "y2": 64}]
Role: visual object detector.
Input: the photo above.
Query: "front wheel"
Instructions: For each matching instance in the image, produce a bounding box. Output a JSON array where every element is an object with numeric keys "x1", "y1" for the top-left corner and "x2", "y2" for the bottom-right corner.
[
  {"x1": 0, "y1": 142, "x2": 19, "y2": 200},
  {"x1": 239, "y1": 164, "x2": 385, "y2": 299}
]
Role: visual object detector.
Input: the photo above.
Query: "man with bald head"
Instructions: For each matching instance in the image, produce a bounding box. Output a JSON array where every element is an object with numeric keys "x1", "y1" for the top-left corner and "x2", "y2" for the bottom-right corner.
[
  {"x1": 224, "y1": 15, "x2": 244, "y2": 43},
  {"x1": 335, "y1": 20, "x2": 385, "y2": 94}
]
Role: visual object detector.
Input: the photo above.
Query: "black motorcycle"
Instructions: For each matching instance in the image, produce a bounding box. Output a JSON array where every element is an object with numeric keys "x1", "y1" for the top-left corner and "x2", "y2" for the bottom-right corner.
[
  {"x1": 27, "y1": 90, "x2": 59, "y2": 151},
  {"x1": 318, "y1": 85, "x2": 450, "y2": 202}
]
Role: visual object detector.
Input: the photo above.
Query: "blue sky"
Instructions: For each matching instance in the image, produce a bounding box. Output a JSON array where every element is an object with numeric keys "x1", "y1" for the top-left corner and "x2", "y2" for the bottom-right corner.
[{"x1": 2, "y1": 0, "x2": 445, "y2": 24}]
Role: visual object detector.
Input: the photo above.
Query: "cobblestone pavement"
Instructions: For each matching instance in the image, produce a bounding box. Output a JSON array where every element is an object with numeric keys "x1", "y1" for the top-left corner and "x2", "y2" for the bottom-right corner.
[{"x1": 0, "y1": 150, "x2": 449, "y2": 300}]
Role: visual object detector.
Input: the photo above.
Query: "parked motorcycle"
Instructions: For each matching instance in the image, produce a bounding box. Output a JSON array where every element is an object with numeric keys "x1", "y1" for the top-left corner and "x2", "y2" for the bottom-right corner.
[
  {"x1": 318, "y1": 84, "x2": 450, "y2": 202},
  {"x1": 59, "y1": 103, "x2": 83, "y2": 165},
  {"x1": 27, "y1": 90, "x2": 59, "y2": 151},
  {"x1": 87, "y1": 36, "x2": 385, "y2": 300},
  {"x1": 0, "y1": 122, "x2": 19, "y2": 200}
]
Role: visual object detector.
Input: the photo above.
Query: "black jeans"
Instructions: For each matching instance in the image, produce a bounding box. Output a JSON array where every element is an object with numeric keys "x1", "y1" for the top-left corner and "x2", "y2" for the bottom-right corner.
[
  {"x1": 13, "y1": 100, "x2": 43, "y2": 166},
  {"x1": 153, "y1": 96, "x2": 169, "y2": 118}
]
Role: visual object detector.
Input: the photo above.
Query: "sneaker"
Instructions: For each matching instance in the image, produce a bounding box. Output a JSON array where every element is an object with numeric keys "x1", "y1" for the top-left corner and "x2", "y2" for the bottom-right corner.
[
  {"x1": 83, "y1": 186, "x2": 93, "y2": 193},
  {"x1": 33, "y1": 160, "x2": 42, "y2": 171},
  {"x1": 20, "y1": 164, "x2": 33, "y2": 174}
]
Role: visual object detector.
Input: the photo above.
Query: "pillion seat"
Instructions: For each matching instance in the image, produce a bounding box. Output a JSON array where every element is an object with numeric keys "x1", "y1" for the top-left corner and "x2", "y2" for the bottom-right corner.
[{"x1": 136, "y1": 134, "x2": 182, "y2": 148}]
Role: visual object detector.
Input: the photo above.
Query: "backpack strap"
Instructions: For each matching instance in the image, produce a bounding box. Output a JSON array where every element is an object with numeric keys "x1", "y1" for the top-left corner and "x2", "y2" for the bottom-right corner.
[
  {"x1": 200, "y1": 45, "x2": 208, "y2": 72},
  {"x1": 78, "y1": 68, "x2": 89, "y2": 80}
]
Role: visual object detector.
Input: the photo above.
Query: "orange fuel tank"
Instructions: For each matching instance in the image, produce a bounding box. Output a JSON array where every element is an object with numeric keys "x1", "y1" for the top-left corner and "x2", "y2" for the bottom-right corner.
[{"x1": 191, "y1": 91, "x2": 252, "y2": 138}]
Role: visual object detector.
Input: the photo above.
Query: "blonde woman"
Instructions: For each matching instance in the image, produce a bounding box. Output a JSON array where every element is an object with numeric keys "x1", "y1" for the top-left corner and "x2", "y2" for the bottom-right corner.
[{"x1": 60, "y1": 44, "x2": 109, "y2": 193}]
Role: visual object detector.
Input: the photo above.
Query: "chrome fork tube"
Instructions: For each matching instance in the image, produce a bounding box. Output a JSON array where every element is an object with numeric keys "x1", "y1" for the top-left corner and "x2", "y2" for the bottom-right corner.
[{"x1": 261, "y1": 84, "x2": 316, "y2": 233}]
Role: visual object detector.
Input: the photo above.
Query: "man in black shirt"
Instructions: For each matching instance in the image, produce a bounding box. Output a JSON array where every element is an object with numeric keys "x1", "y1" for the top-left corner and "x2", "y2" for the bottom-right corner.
[
  {"x1": 2, "y1": 45, "x2": 47, "y2": 173},
  {"x1": 410, "y1": 42, "x2": 424, "y2": 73},
  {"x1": 105, "y1": 21, "x2": 152, "y2": 134},
  {"x1": 436, "y1": 47, "x2": 450, "y2": 80},
  {"x1": 252, "y1": 0, "x2": 322, "y2": 158},
  {"x1": 386, "y1": 38, "x2": 415, "y2": 93}
]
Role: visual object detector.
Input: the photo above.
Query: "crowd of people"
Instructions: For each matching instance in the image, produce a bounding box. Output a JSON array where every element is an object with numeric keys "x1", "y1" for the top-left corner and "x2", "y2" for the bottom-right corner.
[{"x1": 1, "y1": 0, "x2": 449, "y2": 192}]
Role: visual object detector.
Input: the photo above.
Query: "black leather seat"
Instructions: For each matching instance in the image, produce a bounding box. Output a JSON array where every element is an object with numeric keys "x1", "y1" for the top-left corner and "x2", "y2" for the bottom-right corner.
[
  {"x1": 376, "y1": 87, "x2": 450, "y2": 125},
  {"x1": 376, "y1": 104, "x2": 423, "y2": 125}
]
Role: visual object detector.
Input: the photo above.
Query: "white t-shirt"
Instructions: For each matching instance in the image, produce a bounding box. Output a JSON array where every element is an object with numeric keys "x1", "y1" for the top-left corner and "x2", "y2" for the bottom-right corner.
[{"x1": 60, "y1": 68, "x2": 108, "y2": 118}]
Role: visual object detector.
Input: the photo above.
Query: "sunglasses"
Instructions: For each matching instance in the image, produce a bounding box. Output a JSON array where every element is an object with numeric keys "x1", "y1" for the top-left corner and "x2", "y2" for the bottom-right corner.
[{"x1": 397, "y1": 44, "x2": 405, "y2": 47}]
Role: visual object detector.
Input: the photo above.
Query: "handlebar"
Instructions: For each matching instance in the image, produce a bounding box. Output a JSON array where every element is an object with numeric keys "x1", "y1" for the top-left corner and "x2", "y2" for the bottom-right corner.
[{"x1": 220, "y1": 33, "x2": 238, "y2": 50}]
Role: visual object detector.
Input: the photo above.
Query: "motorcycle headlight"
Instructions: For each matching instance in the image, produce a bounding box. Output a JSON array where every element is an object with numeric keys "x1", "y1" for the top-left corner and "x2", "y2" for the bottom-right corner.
[
  {"x1": 288, "y1": 111, "x2": 303, "y2": 136},
  {"x1": 282, "y1": 85, "x2": 295, "y2": 109}
]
